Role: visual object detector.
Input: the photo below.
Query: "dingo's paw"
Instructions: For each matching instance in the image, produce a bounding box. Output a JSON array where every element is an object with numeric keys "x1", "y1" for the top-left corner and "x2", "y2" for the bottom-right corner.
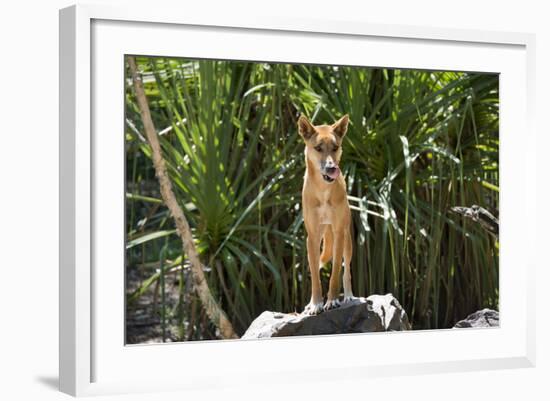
[
  {"x1": 342, "y1": 295, "x2": 357, "y2": 304},
  {"x1": 303, "y1": 301, "x2": 324, "y2": 315},
  {"x1": 323, "y1": 298, "x2": 341, "y2": 311}
]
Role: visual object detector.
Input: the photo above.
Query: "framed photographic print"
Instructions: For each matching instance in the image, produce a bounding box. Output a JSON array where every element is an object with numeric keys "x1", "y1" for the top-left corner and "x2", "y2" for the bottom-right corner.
[{"x1": 59, "y1": 3, "x2": 536, "y2": 396}]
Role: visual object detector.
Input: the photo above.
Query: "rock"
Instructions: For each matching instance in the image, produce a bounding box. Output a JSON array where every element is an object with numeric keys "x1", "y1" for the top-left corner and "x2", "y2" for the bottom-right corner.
[
  {"x1": 241, "y1": 293, "x2": 411, "y2": 339},
  {"x1": 453, "y1": 308, "x2": 499, "y2": 328}
]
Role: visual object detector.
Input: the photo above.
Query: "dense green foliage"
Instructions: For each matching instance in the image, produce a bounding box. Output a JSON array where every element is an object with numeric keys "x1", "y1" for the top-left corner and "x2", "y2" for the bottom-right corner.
[{"x1": 125, "y1": 57, "x2": 499, "y2": 342}]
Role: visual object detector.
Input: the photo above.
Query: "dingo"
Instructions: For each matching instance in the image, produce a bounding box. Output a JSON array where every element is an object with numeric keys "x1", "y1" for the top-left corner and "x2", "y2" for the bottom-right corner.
[{"x1": 298, "y1": 114, "x2": 354, "y2": 315}]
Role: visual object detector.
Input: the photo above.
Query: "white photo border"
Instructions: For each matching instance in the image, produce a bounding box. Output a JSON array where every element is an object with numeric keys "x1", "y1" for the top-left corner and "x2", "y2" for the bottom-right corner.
[{"x1": 59, "y1": 4, "x2": 536, "y2": 397}]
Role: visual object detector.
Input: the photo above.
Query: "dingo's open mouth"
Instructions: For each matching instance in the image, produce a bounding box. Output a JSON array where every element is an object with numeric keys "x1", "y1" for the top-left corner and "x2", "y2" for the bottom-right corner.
[
  {"x1": 322, "y1": 166, "x2": 340, "y2": 183},
  {"x1": 322, "y1": 174, "x2": 335, "y2": 183}
]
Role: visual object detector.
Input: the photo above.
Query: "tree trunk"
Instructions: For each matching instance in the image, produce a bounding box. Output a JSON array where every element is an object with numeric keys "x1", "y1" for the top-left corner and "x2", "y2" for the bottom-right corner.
[{"x1": 127, "y1": 56, "x2": 237, "y2": 339}]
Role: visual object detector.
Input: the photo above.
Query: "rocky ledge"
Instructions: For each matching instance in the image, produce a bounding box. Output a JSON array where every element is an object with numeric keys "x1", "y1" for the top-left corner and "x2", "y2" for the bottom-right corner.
[
  {"x1": 453, "y1": 308, "x2": 499, "y2": 328},
  {"x1": 241, "y1": 293, "x2": 411, "y2": 339}
]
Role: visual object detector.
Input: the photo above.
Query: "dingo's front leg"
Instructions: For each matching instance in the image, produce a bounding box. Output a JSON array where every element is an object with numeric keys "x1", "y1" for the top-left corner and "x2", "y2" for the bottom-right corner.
[{"x1": 304, "y1": 232, "x2": 324, "y2": 315}]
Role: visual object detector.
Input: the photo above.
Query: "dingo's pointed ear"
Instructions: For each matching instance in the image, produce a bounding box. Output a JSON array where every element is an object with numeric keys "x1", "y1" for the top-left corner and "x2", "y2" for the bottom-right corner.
[
  {"x1": 332, "y1": 114, "x2": 349, "y2": 138},
  {"x1": 298, "y1": 115, "x2": 316, "y2": 140}
]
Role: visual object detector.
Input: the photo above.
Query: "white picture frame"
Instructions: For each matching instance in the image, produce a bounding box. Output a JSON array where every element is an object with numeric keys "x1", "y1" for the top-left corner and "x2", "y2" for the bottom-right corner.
[{"x1": 59, "y1": 3, "x2": 536, "y2": 397}]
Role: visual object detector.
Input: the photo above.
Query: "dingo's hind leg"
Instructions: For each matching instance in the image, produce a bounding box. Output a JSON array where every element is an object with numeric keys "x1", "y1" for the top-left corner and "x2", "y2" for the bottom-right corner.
[
  {"x1": 319, "y1": 225, "x2": 333, "y2": 268},
  {"x1": 324, "y1": 225, "x2": 343, "y2": 311},
  {"x1": 342, "y1": 229, "x2": 355, "y2": 303}
]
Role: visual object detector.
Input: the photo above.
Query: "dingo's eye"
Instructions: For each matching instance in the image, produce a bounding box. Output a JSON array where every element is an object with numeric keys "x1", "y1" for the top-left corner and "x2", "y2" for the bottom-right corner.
[
  {"x1": 333, "y1": 146, "x2": 339, "y2": 152},
  {"x1": 314, "y1": 145, "x2": 323, "y2": 152}
]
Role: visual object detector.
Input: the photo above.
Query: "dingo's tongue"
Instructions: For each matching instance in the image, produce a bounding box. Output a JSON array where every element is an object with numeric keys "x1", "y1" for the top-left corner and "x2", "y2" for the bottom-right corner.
[{"x1": 327, "y1": 166, "x2": 340, "y2": 179}]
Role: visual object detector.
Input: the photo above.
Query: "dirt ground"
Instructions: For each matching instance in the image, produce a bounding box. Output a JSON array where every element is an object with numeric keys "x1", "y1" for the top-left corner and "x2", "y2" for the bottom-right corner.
[{"x1": 125, "y1": 265, "x2": 189, "y2": 344}]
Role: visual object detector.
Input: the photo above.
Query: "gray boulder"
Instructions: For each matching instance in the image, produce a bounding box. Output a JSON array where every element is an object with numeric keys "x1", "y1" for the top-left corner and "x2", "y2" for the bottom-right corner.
[
  {"x1": 453, "y1": 308, "x2": 499, "y2": 328},
  {"x1": 241, "y1": 293, "x2": 411, "y2": 339}
]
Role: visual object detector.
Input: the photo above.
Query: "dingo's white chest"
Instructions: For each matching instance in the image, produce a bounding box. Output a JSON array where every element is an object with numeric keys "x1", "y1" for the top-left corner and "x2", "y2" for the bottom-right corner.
[
  {"x1": 317, "y1": 190, "x2": 333, "y2": 224},
  {"x1": 318, "y1": 204, "x2": 332, "y2": 224}
]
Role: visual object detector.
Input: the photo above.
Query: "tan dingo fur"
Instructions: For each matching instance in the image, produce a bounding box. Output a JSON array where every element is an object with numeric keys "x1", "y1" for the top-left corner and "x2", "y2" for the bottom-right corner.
[{"x1": 298, "y1": 114, "x2": 354, "y2": 315}]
